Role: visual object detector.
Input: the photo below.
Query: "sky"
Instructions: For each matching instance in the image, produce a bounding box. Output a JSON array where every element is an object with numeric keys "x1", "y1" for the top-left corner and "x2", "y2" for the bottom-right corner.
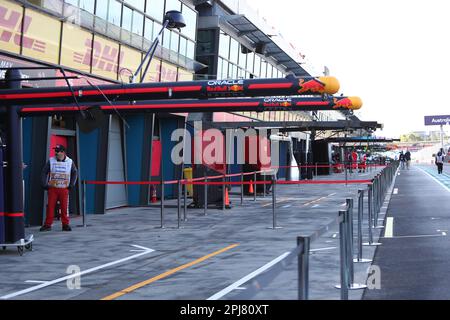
[{"x1": 244, "y1": 0, "x2": 450, "y2": 138}]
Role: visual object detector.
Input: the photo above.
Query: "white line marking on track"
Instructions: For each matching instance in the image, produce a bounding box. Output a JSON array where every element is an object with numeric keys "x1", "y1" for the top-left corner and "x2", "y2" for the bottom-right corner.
[
  {"x1": 382, "y1": 234, "x2": 446, "y2": 239},
  {"x1": 0, "y1": 245, "x2": 155, "y2": 300},
  {"x1": 207, "y1": 251, "x2": 290, "y2": 300},
  {"x1": 384, "y1": 217, "x2": 394, "y2": 238},
  {"x1": 310, "y1": 247, "x2": 337, "y2": 252},
  {"x1": 417, "y1": 167, "x2": 450, "y2": 193},
  {"x1": 24, "y1": 280, "x2": 48, "y2": 284}
]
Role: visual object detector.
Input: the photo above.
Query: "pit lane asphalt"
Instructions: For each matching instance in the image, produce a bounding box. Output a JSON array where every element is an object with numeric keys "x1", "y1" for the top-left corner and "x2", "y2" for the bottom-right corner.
[{"x1": 363, "y1": 164, "x2": 450, "y2": 300}]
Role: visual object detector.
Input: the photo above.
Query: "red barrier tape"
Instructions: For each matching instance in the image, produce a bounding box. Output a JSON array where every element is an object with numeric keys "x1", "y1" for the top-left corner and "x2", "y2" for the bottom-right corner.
[
  {"x1": 271, "y1": 164, "x2": 387, "y2": 169},
  {"x1": 277, "y1": 180, "x2": 372, "y2": 185},
  {"x1": 84, "y1": 180, "x2": 161, "y2": 185}
]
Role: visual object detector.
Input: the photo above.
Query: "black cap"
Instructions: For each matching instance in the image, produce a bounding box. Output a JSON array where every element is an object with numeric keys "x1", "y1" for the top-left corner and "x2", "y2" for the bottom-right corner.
[{"x1": 53, "y1": 144, "x2": 66, "y2": 152}]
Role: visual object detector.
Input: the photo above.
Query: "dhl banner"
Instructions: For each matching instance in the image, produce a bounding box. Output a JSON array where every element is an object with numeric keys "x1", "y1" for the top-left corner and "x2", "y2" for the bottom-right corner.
[
  {"x1": 160, "y1": 61, "x2": 178, "y2": 82},
  {"x1": 178, "y1": 69, "x2": 194, "y2": 81},
  {"x1": 91, "y1": 34, "x2": 120, "y2": 80},
  {"x1": 60, "y1": 23, "x2": 93, "y2": 74},
  {"x1": 0, "y1": 0, "x2": 22, "y2": 54},
  {"x1": 22, "y1": 8, "x2": 60, "y2": 64},
  {"x1": 0, "y1": 3, "x2": 60, "y2": 64},
  {"x1": 118, "y1": 45, "x2": 142, "y2": 82},
  {"x1": 141, "y1": 58, "x2": 161, "y2": 83}
]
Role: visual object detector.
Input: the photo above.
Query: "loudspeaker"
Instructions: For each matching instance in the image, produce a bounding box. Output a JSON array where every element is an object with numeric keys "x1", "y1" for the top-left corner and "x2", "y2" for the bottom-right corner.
[{"x1": 255, "y1": 42, "x2": 266, "y2": 54}]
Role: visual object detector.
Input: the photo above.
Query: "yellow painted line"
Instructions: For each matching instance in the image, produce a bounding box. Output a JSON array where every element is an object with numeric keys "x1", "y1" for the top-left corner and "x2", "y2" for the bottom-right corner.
[
  {"x1": 101, "y1": 243, "x2": 239, "y2": 300},
  {"x1": 384, "y1": 217, "x2": 394, "y2": 238},
  {"x1": 261, "y1": 199, "x2": 288, "y2": 207},
  {"x1": 303, "y1": 193, "x2": 336, "y2": 206}
]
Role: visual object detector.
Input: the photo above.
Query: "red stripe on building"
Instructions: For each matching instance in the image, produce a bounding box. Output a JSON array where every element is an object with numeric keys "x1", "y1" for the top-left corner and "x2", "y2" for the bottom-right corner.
[
  {"x1": 101, "y1": 102, "x2": 261, "y2": 110},
  {"x1": 0, "y1": 212, "x2": 25, "y2": 217},
  {"x1": 295, "y1": 101, "x2": 330, "y2": 106},
  {"x1": 21, "y1": 106, "x2": 85, "y2": 113},
  {"x1": 0, "y1": 91, "x2": 74, "y2": 100},
  {"x1": 247, "y1": 83, "x2": 292, "y2": 90}
]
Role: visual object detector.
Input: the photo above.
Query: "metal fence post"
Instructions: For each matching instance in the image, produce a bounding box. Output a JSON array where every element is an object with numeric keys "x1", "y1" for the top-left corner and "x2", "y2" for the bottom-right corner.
[
  {"x1": 77, "y1": 180, "x2": 88, "y2": 228},
  {"x1": 339, "y1": 210, "x2": 349, "y2": 300},
  {"x1": 346, "y1": 199, "x2": 354, "y2": 284},
  {"x1": 268, "y1": 177, "x2": 282, "y2": 229},
  {"x1": 240, "y1": 172, "x2": 244, "y2": 205},
  {"x1": 298, "y1": 236, "x2": 310, "y2": 300},
  {"x1": 183, "y1": 182, "x2": 187, "y2": 221},
  {"x1": 364, "y1": 184, "x2": 381, "y2": 246},
  {"x1": 222, "y1": 175, "x2": 226, "y2": 211},
  {"x1": 254, "y1": 172, "x2": 257, "y2": 201},
  {"x1": 177, "y1": 180, "x2": 181, "y2": 229},
  {"x1": 345, "y1": 201, "x2": 367, "y2": 290},
  {"x1": 263, "y1": 172, "x2": 266, "y2": 198},
  {"x1": 355, "y1": 189, "x2": 372, "y2": 263},
  {"x1": 315, "y1": 163, "x2": 318, "y2": 177},
  {"x1": 160, "y1": 180, "x2": 165, "y2": 228},
  {"x1": 204, "y1": 173, "x2": 208, "y2": 216}
]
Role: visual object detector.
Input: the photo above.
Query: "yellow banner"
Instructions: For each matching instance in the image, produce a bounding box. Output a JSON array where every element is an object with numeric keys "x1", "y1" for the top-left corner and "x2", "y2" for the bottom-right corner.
[
  {"x1": 22, "y1": 8, "x2": 60, "y2": 64},
  {"x1": 118, "y1": 45, "x2": 142, "y2": 82},
  {"x1": 160, "y1": 61, "x2": 178, "y2": 82},
  {"x1": 60, "y1": 23, "x2": 93, "y2": 74},
  {"x1": 0, "y1": 0, "x2": 23, "y2": 54},
  {"x1": 91, "y1": 34, "x2": 120, "y2": 80}
]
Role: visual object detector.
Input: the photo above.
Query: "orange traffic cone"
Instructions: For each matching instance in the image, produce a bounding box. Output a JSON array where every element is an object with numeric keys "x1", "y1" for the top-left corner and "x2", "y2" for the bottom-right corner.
[
  {"x1": 150, "y1": 186, "x2": 157, "y2": 203},
  {"x1": 224, "y1": 187, "x2": 231, "y2": 209},
  {"x1": 249, "y1": 180, "x2": 254, "y2": 194}
]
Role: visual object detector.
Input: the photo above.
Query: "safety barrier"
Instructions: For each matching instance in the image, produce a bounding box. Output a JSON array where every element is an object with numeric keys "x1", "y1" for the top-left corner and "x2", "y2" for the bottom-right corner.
[
  {"x1": 211, "y1": 161, "x2": 399, "y2": 300},
  {"x1": 81, "y1": 166, "x2": 380, "y2": 229}
]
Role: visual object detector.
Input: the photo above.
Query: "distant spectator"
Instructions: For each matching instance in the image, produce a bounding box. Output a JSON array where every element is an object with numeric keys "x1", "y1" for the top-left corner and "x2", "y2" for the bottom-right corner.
[
  {"x1": 435, "y1": 148, "x2": 445, "y2": 174},
  {"x1": 404, "y1": 150, "x2": 411, "y2": 170},
  {"x1": 399, "y1": 151, "x2": 405, "y2": 169}
]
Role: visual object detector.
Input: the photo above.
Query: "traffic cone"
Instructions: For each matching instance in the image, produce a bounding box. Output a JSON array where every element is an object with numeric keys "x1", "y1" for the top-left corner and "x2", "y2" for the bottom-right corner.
[
  {"x1": 150, "y1": 186, "x2": 157, "y2": 203},
  {"x1": 249, "y1": 180, "x2": 254, "y2": 194},
  {"x1": 224, "y1": 187, "x2": 231, "y2": 209}
]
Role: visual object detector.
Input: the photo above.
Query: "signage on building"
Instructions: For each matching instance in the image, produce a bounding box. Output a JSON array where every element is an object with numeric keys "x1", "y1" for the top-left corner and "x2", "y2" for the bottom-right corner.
[{"x1": 424, "y1": 115, "x2": 450, "y2": 126}]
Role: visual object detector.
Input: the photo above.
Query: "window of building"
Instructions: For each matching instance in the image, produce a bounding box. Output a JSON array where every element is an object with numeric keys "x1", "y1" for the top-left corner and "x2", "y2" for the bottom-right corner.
[
  {"x1": 229, "y1": 38, "x2": 238, "y2": 64},
  {"x1": 260, "y1": 60, "x2": 267, "y2": 78},
  {"x1": 254, "y1": 54, "x2": 260, "y2": 77},
  {"x1": 144, "y1": 17, "x2": 153, "y2": 40},
  {"x1": 65, "y1": 0, "x2": 78, "y2": 6},
  {"x1": 165, "y1": 0, "x2": 181, "y2": 11},
  {"x1": 217, "y1": 57, "x2": 223, "y2": 79},
  {"x1": 108, "y1": 0, "x2": 122, "y2": 26},
  {"x1": 122, "y1": 5, "x2": 132, "y2": 31},
  {"x1": 181, "y1": 4, "x2": 197, "y2": 41},
  {"x1": 162, "y1": 29, "x2": 171, "y2": 49},
  {"x1": 238, "y1": 45, "x2": 246, "y2": 69},
  {"x1": 186, "y1": 40, "x2": 195, "y2": 59},
  {"x1": 146, "y1": 0, "x2": 165, "y2": 22},
  {"x1": 196, "y1": 29, "x2": 214, "y2": 55},
  {"x1": 79, "y1": 0, "x2": 94, "y2": 13},
  {"x1": 179, "y1": 36, "x2": 187, "y2": 56},
  {"x1": 153, "y1": 21, "x2": 162, "y2": 39},
  {"x1": 132, "y1": 11, "x2": 144, "y2": 36},
  {"x1": 221, "y1": 60, "x2": 228, "y2": 79},
  {"x1": 219, "y1": 33, "x2": 230, "y2": 59},
  {"x1": 125, "y1": 0, "x2": 145, "y2": 12},
  {"x1": 170, "y1": 31, "x2": 179, "y2": 57},
  {"x1": 246, "y1": 52, "x2": 254, "y2": 73},
  {"x1": 95, "y1": 0, "x2": 108, "y2": 20}
]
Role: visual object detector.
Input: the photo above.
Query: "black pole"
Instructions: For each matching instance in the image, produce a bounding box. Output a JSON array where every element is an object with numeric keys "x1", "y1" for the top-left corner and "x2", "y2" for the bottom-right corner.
[{"x1": 4, "y1": 69, "x2": 25, "y2": 242}]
